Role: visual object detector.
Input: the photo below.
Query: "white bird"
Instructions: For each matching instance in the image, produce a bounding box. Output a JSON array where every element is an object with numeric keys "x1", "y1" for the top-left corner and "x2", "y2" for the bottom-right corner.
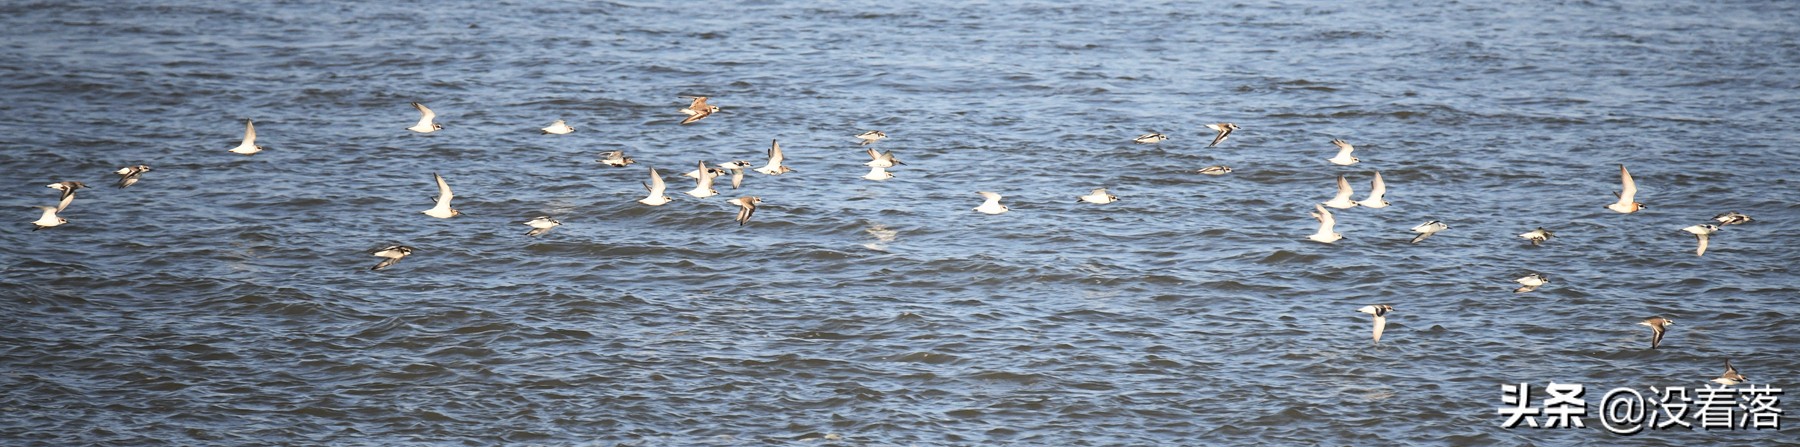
[
  {"x1": 369, "y1": 245, "x2": 414, "y2": 271},
  {"x1": 421, "y1": 172, "x2": 462, "y2": 218},
  {"x1": 1520, "y1": 227, "x2": 1554, "y2": 246},
  {"x1": 725, "y1": 166, "x2": 746, "y2": 189},
  {"x1": 682, "y1": 166, "x2": 727, "y2": 179},
  {"x1": 1327, "y1": 139, "x2": 1358, "y2": 165},
  {"x1": 228, "y1": 119, "x2": 263, "y2": 155},
  {"x1": 114, "y1": 165, "x2": 152, "y2": 188},
  {"x1": 639, "y1": 167, "x2": 672, "y2": 206},
  {"x1": 541, "y1": 119, "x2": 574, "y2": 135},
  {"x1": 755, "y1": 139, "x2": 792, "y2": 175},
  {"x1": 596, "y1": 150, "x2": 636, "y2": 167},
  {"x1": 407, "y1": 102, "x2": 442, "y2": 133},
  {"x1": 1515, "y1": 273, "x2": 1548, "y2": 293},
  {"x1": 864, "y1": 147, "x2": 904, "y2": 168},
  {"x1": 1410, "y1": 220, "x2": 1447, "y2": 244},
  {"x1": 523, "y1": 216, "x2": 562, "y2": 236},
  {"x1": 1323, "y1": 175, "x2": 1358, "y2": 209},
  {"x1": 30, "y1": 206, "x2": 65, "y2": 231},
  {"x1": 974, "y1": 191, "x2": 1009, "y2": 214},
  {"x1": 1133, "y1": 132, "x2": 1168, "y2": 144},
  {"x1": 856, "y1": 130, "x2": 887, "y2": 145},
  {"x1": 1204, "y1": 123, "x2": 1239, "y2": 147},
  {"x1": 863, "y1": 165, "x2": 894, "y2": 181},
  {"x1": 46, "y1": 181, "x2": 88, "y2": 213},
  {"x1": 1196, "y1": 165, "x2": 1233, "y2": 175},
  {"x1": 678, "y1": 96, "x2": 718, "y2": 125},
  {"x1": 1356, "y1": 304, "x2": 1394, "y2": 345},
  {"x1": 1357, "y1": 171, "x2": 1390, "y2": 208},
  {"x1": 1076, "y1": 188, "x2": 1119, "y2": 204},
  {"x1": 686, "y1": 160, "x2": 719, "y2": 198},
  {"x1": 728, "y1": 196, "x2": 761, "y2": 226},
  {"x1": 1309, "y1": 203, "x2": 1343, "y2": 243},
  {"x1": 1681, "y1": 224, "x2": 1719, "y2": 256},
  {"x1": 1606, "y1": 164, "x2": 1644, "y2": 213}
]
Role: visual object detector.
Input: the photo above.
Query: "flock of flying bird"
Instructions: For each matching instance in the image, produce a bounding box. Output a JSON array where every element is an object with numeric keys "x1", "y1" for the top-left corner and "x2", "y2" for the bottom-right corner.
[{"x1": 25, "y1": 95, "x2": 1762, "y2": 386}]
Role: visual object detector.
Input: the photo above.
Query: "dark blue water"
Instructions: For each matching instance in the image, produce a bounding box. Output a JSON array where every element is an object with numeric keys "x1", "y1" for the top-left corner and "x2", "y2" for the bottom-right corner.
[{"x1": 3, "y1": 1, "x2": 1797, "y2": 445}]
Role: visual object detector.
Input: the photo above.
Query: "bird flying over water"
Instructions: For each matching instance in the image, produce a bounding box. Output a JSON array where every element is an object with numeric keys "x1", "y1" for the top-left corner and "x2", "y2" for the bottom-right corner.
[
  {"x1": 755, "y1": 140, "x2": 792, "y2": 175},
  {"x1": 1309, "y1": 204, "x2": 1343, "y2": 243},
  {"x1": 1639, "y1": 317, "x2": 1672, "y2": 349},
  {"x1": 1514, "y1": 273, "x2": 1548, "y2": 293},
  {"x1": 30, "y1": 206, "x2": 65, "y2": 231},
  {"x1": 1204, "y1": 123, "x2": 1239, "y2": 147},
  {"x1": 228, "y1": 119, "x2": 263, "y2": 155},
  {"x1": 1711, "y1": 360, "x2": 1748, "y2": 386},
  {"x1": 1520, "y1": 227, "x2": 1554, "y2": 246},
  {"x1": 1358, "y1": 172, "x2": 1389, "y2": 208},
  {"x1": 597, "y1": 150, "x2": 636, "y2": 167},
  {"x1": 1076, "y1": 188, "x2": 1119, "y2": 204},
  {"x1": 856, "y1": 130, "x2": 887, "y2": 145},
  {"x1": 1357, "y1": 304, "x2": 1393, "y2": 345},
  {"x1": 114, "y1": 165, "x2": 152, "y2": 188},
  {"x1": 679, "y1": 96, "x2": 718, "y2": 125},
  {"x1": 1681, "y1": 224, "x2": 1719, "y2": 256},
  {"x1": 1410, "y1": 220, "x2": 1447, "y2": 244},
  {"x1": 1134, "y1": 132, "x2": 1168, "y2": 144},
  {"x1": 686, "y1": 160, "x2": 719, "y2": 198},
  {"x1": 1324, "y1": 175, "x2": 1358, "y2": 209},
  {"x1": 422, "y1": 172, "x2": 462, "y2": 218},
  {"x1": 523, "y1": 216, "x2": 561, "y2": 236},
  {"x1": 1197, "y1": 165, "x2": 1232, "y2": 175},
  {"x1": 47, "y1": 181, "x2": 87, "y2": 212},
  {"x1": 369, "y1": 245, "x2": 414, "y2": 271},
  {"x1": 728, "y1": 196, "x2": 761, "y2": 226},
  {"x1": 974, "y1": 192, "x2": 1009, "y2": 215},
  {"x1": 541, "y1": 119, "x2": 574, "y2": 135},
  {"x1": 1606, "y1": 165, "x2": 1644, "y2": 213},
  {"x1": 1327, "y1": 139, "x2": 1358, "y2": 166},
  {"x1": 1712, "y1": 211, "x2": 1752, "y2": 226},
  {"x1": 408, "y1": 102, "x2": 442, "y2": 133},
  {"x1": 639, "y1": 167, "x2": 672, "y2": 206}
]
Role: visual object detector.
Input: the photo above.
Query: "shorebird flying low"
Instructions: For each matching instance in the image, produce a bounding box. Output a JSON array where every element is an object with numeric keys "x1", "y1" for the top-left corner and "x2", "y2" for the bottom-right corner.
[
  {"x1": 686, "y1": 160, "x2": 719, "y2": 198},
  {"x1": 678, "y1": 96, "x2": 718, "y2": 125},
  {"x1": 1327, "y1": 139, "x2": 1358, "y2": 166},
  {"x1": 422, "y1": 172, "x2": 463, "y2": 218},
  {"x1": 1681, "y1": 224, "x2": 1719, "y2": 256},
  {"x1": 1711, "y1": 360, "x2": 1748, "y2": 386},
  {"x1": 639, "y1": 167, "x2": 672, "y2": 206},
  {"x1": 523, "y1": 216, "x2": 562, "y2": 236},
  {"x1": 541, "y1": 119, "x2": 574, "y2": 135},
  {"x1": 30, "y1": 206, "x2": 65, "y2": 231},
  {"x1": 856, "y1": 130, "x2": 886, "y2": 145},
  {"x1": 1357, "y1": 304, "x2": 1394, "y2": 345},
  {"x1": 1606, "y1": 164, "x2": 1644, "y2": 213},
  {"x1": 1357, "y1": 172, "x2": 1389, "y2": 208},
  {"x1": 974, "y1": 192, "x2": 1009, "y2": 215},
  {"x1": 1712, "y1": 211, "x2": 1752, "y2": 226},
  {"x1": 597, "y1": 150, "x2": 636, "y2": 167},
  {"x1": 1520, "y1": 227, "x2": 1554, "y2": 246},
  {"x1": 1409, "y1": 220, "x2": 1447, "y2": 244},
  {"x1": 369, "y1": 245, "x2": 414, "y2": 271},
  {"x1": 1076, "y1": 188, "x2": 1119, "y2": 204},
  {"x1": 408, "y1": 102, "x2": 442, "y2": 133},
  {"x1": 1324, "y1": 175, "x2": 1358, "y2": 209},
  {"x1": 1133, "y1": 132, "x2": 1168, "y2": 144},
  {"x1": 1204, "y1": 123, "x2": 1239, "y2": 147},
  {"x1": 228, "y1": 119, "x2": 264, "y2": 155},
  {"x1": 863, "y1": 165, "x2": 893, "y2": 181},
  {"x1": 1639, "y1": 317, "x2": 1672, "y2": 349},
  {"x1": 728, "y1": 196, "x2": 761, "y2": 226},
  {"x1": 1196, "y1": 165, "x2": 1232, "y2": 175},
  {"x1": 1514, "y1": 273, "x2": 1549, "y2": 293},
  {"x1": 1309, "y1": 204, "x2": 1343, "y2": 243},
  {"x1": 114, "y1": 165, "x2": 152, "y2": 188},
  {"x1": 864, "y1": 147, "x2": 904, "y2": 168},
  {"x1": 755, "y1": 139, "x2": 791, "y2": 175},
  {"x1": 47, "y1": 181, "x2": 88, "y2": 212}
]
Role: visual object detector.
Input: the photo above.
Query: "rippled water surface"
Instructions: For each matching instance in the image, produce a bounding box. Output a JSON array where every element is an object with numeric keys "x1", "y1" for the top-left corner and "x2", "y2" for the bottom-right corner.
[{"x1": 4, "y1": 1, "x2": 1798, "y2": 445}]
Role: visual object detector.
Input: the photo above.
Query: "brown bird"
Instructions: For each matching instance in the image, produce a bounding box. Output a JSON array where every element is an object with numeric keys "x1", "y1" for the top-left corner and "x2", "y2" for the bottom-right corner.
[
  {"x1": 1638, "y1": 317, "x2": 1672, "y2": 349},
  {"x1": 678, "y1": 96, "x2": 718, "y2": 125}
]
